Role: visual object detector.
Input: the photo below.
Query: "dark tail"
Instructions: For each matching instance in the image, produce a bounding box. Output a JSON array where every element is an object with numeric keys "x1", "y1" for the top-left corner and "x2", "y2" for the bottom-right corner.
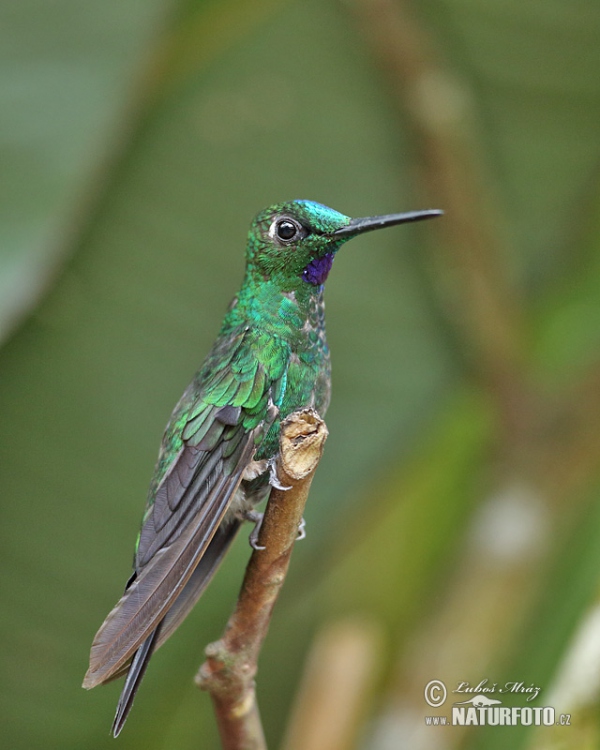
[
  {"x1": 111, "y1": 627, "x2": 159, "y2": 737},
  {"x1": 108, "y1": 521, "x2": 240, "y2": 736}
]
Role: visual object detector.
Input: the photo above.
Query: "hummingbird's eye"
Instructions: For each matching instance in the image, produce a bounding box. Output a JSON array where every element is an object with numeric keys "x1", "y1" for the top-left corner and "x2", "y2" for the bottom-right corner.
[{"x1": 273, "y1": 218, "x2": 302, "y2": 243}]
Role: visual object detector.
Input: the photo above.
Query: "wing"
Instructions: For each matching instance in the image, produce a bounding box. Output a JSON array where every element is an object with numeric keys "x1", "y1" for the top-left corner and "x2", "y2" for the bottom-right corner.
[
  {"x1": 83, "y1": 426, "x2": 259, "y2": 688},
  {"x1": 103, "y1": 520, "x2": 242, "y2": 684},
  {"x1": 83, "y1": 325, "x2": 289, "y2": 689}
]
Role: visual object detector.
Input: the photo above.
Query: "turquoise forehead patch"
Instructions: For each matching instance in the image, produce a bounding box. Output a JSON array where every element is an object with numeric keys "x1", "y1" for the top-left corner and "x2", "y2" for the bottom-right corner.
[{"x1": 292, "y1": 200, "x2": 351, "y2": 233}]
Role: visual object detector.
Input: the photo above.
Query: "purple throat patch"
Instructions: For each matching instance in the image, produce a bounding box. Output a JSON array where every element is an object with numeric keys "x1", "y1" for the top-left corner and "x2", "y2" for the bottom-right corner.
[{"x1": 302, "y1": 253, "x2": 334, "y2": 285}]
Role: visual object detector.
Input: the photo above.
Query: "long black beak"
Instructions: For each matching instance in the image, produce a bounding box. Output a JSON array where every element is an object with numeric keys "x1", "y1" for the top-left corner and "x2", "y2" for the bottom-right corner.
[{"x1": 332, "y1": 209, "x2": 443, "y2": 237}]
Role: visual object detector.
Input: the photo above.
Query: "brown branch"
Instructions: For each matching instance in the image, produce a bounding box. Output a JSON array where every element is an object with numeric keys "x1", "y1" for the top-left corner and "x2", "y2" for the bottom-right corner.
[{"x1": 196, "y1": 409, "x2": 328, "y2": 750}]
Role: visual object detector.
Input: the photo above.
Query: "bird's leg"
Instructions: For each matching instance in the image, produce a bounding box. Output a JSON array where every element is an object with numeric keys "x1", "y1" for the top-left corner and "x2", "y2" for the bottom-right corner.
[
  {"x1": 241, "y1": 510, "x2": 266, "y2": 551},
  {"x1": 240, "y1": 504, "x2": 305, "y2": 551},
  {"x1": 243, "y1": 510, "x2": 306, "y2": 549}
]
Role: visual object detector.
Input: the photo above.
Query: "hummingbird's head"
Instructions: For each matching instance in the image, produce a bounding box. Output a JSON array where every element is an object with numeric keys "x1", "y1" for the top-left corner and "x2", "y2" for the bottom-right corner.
[{"x1": 246, "y1": 199, "x2": 442, "y2": 290}]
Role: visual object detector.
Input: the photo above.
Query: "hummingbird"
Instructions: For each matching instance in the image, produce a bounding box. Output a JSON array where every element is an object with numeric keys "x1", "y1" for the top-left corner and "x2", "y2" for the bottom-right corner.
[{"x1": 83, "y1": 200, "x2": 442, "y2": 735}]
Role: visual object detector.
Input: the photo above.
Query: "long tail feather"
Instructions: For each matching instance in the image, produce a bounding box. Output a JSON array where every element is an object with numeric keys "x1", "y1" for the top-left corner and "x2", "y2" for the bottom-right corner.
[{"x1": 112, "y1": 627, "x2": 159, "y2": 737}]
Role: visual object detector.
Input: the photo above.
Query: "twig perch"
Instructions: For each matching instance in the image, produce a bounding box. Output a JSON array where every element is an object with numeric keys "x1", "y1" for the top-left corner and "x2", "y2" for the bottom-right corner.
[{"x1": 196, "y1": 408, "x2": 328, "y2": 750}]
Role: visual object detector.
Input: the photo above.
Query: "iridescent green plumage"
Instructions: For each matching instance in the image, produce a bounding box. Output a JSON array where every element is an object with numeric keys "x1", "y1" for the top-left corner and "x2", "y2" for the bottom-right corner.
[{"x1": 83, "y1": 200, "x2": 441, "y2": 735}]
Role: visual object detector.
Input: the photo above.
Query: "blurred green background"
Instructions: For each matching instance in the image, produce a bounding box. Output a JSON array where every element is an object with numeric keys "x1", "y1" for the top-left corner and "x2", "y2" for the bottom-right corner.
[{"x1": 2, "y1": 1, "x2": 600, "y2": 748}]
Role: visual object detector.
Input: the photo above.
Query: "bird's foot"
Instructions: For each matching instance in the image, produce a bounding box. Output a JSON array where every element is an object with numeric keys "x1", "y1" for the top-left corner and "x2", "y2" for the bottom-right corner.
[
  {"x1": 242, "y1": 510, "x2": 305, "y2": 550},
  {"x1": 297, "y1": 516, "x2": 306, "y2": 541},
  {"x1": 242, "y1": 510, "x2": 266, "y2": 550},
  {"x1": 268, "y1": 456, "x2": 292, "y2": 491}
]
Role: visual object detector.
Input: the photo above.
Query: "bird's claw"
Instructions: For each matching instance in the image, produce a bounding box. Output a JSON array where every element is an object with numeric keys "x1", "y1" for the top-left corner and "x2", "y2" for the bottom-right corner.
[
  {"x1": 296, "y1": 517, "x2": 306, "y2": 541},
  {"x1": 268, "y1": 457, "x2": 292, "y2": 491},
  {"x1": 241, "y1": 511, "x2": 305, "y2": 549},
  {"x1": 243, "y1": 510, "x2": 266, "y2": 550}
]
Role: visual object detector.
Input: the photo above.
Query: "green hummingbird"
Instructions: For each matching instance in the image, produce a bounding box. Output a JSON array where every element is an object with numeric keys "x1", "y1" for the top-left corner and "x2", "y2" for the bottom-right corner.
[{"x1": 83, "y1": 200, "x2": 442, "y2": 735}]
